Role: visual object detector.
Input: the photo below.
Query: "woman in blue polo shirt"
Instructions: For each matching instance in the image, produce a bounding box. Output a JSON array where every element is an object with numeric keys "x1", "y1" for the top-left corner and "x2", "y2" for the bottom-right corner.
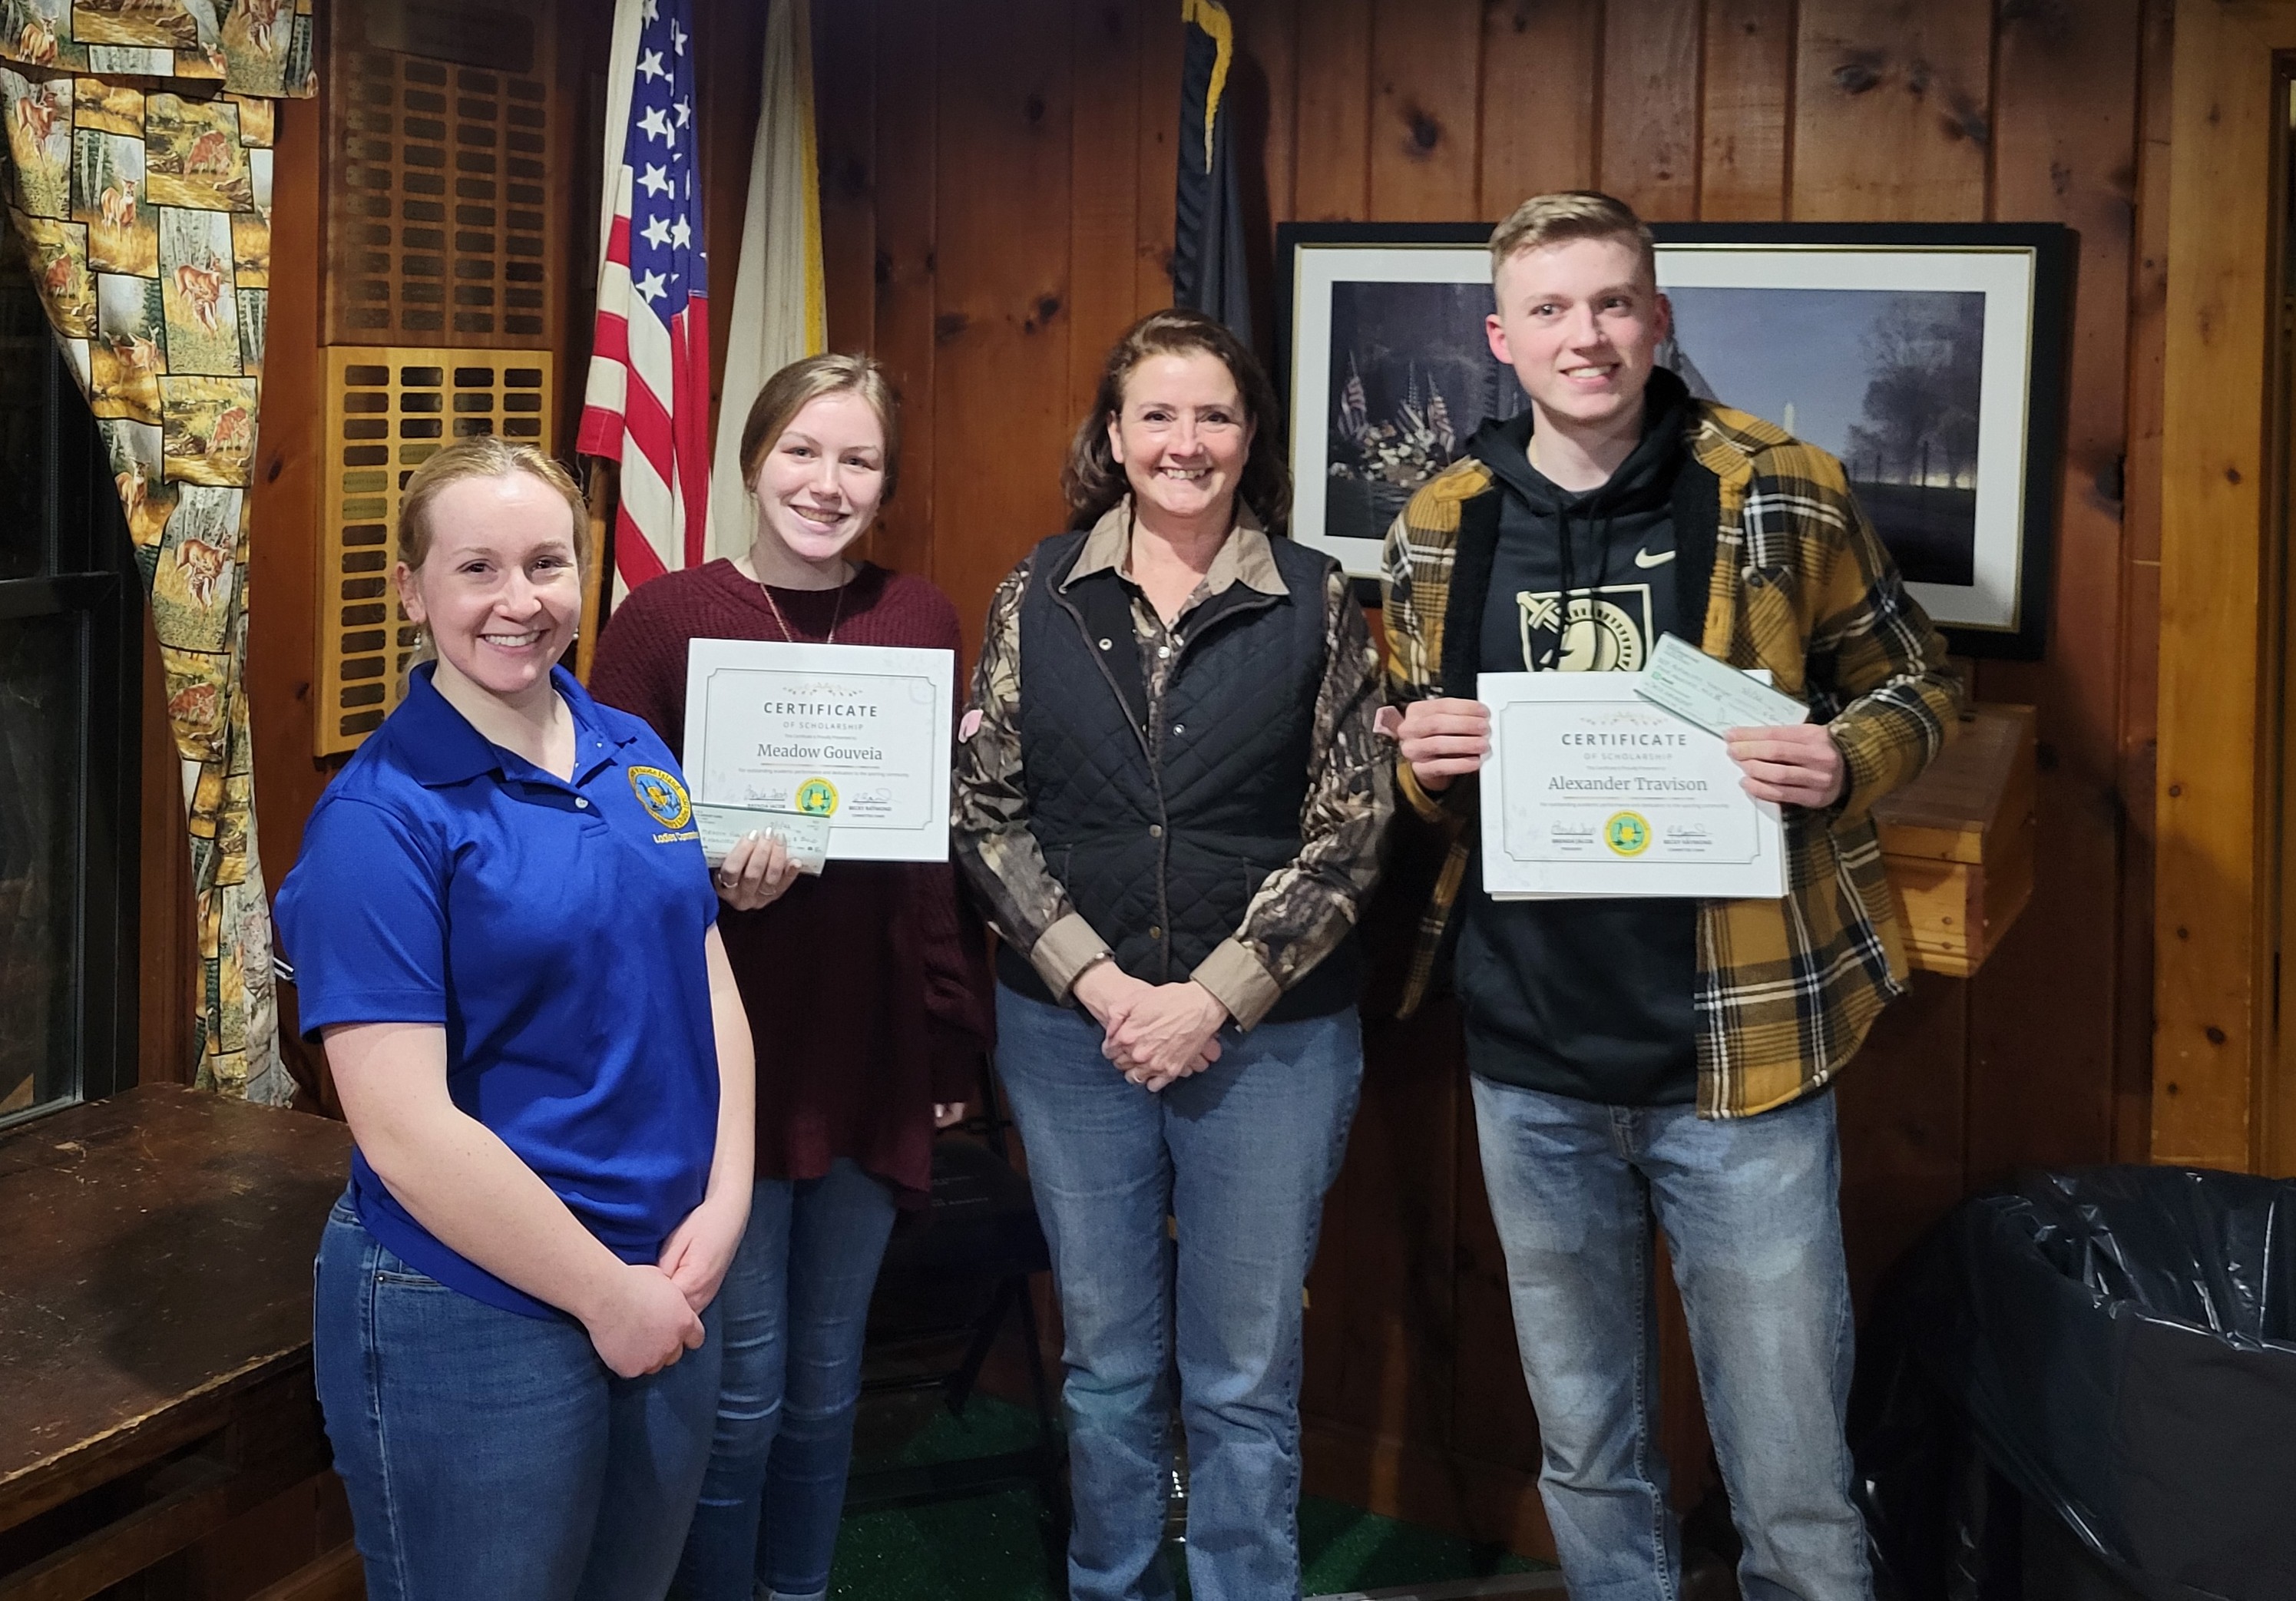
[{"x1": 274, "y1": 438, "x2": 756, "y2": 1601}]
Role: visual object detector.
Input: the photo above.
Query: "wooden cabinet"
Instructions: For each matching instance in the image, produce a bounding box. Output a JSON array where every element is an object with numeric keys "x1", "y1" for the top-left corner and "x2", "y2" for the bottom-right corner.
[{"x1": 1875, "y1": 704, "x2": 2040, "y2": 977}]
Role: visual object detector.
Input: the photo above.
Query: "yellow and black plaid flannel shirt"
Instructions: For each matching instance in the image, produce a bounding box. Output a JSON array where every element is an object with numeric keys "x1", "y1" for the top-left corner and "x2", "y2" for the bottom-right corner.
[{"x1": 1381, "y1": 400, "x2": 1963, "y2": 1118}]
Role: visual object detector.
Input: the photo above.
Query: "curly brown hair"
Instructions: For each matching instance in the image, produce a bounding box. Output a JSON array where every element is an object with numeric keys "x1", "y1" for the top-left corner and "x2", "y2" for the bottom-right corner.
[{"x1": 1060, "y1": 307, "x2": 1292, "y2": 536}]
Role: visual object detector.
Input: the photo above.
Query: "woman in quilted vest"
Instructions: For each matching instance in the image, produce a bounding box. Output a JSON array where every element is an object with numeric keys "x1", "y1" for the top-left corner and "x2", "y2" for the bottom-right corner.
[{"x1": 952, "y1": 307, "x2": 1391, "y2": 1601}]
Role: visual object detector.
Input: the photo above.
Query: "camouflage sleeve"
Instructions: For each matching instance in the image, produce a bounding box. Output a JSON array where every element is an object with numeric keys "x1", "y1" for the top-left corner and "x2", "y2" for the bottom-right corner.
[
  {"x1": 1192, "y1": 567, "x2": 1393, "y2": 1030},
  {"x1": 949, "y1": 558, "x2": 1112, "y2": 1001}
]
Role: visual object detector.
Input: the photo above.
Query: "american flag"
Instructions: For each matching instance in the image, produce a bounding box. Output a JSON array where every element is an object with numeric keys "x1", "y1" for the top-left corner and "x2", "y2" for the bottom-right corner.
[
  {"x1": 1337, "y1": 352, "x2": 1369, "y2": 443},
  {"x1": 579, "y1": 0, "x2": 712, "y2": 588}
]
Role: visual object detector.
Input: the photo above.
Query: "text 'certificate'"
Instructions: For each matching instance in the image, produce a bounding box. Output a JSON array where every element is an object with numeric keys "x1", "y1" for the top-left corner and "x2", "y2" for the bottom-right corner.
[
  {"x1": 683, "y1": 639, "x2": 955, "y2": 863},
  {"x1": 1477, "y1": 672, "x2": 1786, "y2": 900}
]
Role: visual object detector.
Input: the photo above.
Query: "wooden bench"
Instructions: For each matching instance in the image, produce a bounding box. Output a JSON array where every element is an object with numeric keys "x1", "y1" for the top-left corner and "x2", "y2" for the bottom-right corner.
[{"x1": 0, "y1": 1085, "x2": 359, "y2": 1600}]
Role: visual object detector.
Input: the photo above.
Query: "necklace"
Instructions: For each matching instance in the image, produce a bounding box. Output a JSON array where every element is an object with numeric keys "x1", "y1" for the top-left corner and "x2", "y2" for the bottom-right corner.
[{"x1": 753, "y1": 561, "x2": 852, "y2": 644}]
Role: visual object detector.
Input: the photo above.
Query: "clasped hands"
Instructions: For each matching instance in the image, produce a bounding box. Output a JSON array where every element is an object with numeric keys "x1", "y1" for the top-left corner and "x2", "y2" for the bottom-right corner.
[
  {"x1": 1072, "y1": 961, "x2": 1229, "y2": 1093},
  {"x1": 1382, "y1": 693, "x2": 1846, "y2": 809},
  {"x1": 584, "y1": 1189, "x2": 745, "y2": 1378}
]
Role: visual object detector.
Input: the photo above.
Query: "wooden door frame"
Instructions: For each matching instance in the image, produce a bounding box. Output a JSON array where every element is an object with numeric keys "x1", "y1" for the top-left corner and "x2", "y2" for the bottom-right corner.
[{"x1": 2155, "y1": 0, "x2": 2296, "y2": 1173}]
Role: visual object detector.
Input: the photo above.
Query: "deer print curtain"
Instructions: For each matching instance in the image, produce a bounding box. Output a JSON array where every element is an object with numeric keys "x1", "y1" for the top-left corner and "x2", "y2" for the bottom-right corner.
[{"x1": 2, "y1": 0, "x2": 314, "y2": 1104}]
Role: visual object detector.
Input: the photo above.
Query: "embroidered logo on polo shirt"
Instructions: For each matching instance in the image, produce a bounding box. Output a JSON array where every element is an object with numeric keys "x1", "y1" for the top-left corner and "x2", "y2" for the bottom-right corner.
[{"x1": 629, "y1": 766, "x2": 692, "y2": 830}]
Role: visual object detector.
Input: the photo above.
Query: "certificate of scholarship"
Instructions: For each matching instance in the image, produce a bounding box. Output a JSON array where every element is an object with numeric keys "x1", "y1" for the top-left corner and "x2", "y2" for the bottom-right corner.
[
  {"x1": 682, "y1": 639, "x2": 956, "y2": 864},
  {"x1": 1477, "y1": 672, "x2": 1788, "y2": 900}
]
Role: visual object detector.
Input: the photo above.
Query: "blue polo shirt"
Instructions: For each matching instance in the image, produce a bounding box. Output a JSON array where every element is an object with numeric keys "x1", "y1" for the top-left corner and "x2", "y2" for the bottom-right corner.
[{"x1": 275, "y1": 663, "x2": 720, "y2": 1318}]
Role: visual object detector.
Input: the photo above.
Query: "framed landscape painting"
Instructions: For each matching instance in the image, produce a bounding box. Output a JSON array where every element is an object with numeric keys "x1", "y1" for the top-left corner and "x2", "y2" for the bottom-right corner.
[{"x1": 1276, "y1": 221, "x2": 2073, "y2": 658}]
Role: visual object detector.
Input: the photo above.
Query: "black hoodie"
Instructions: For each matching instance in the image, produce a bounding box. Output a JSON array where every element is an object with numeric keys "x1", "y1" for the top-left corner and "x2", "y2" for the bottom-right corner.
[{"x1": 1453, "y1": 371, "x2": 1700, "y2": 1106}]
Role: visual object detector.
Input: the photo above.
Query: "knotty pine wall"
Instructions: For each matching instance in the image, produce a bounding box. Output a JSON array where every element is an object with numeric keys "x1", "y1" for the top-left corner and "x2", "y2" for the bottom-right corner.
[{"x1": 790, "y1": 0, "x2": 2170, "y2": 1550}]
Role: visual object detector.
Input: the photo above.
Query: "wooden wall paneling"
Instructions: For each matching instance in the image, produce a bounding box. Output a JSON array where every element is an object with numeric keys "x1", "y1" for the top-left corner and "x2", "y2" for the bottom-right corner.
[
  {"x1": 1476, "y1": 0, "x2": 1601, "y2": 214},
  {"x1": 1365, "y1": 0, "x2": 1482, "y2": 222},
  {"x1": 1229, "y1": 0, "x2": 1297, "y2": 356},
  {"x1": 1132, "y1": 0, "x2": 1185, "y2": 316},
  {"x1": 1789, "y1": 0, "x2": 1993, "y2": 221},
  {"x1": 1834, "y1": 974, "x2": 1969, "y2": 1307},
  {"x1": 1327, "y1": 1007, "x2": 1461, "y2": 1477},
  {"x1": 1699, "y1": 0, "x2": 1794, "y2": 219},
  {"x1": 931, "y1": 0, "x2": 1077, "y2": 653},
  {"x1": 1964, "y1": 0, "x2": 2144, "y2": 1184},
  {"x1": 556, "y1": 10, "x2": 611, "y2": 471},
  {"x1": 1447, "y1": 1075, "x2": 1542, "y2": 1479},
  {"x1": 247, "y1": 94, "x2": 325, "y2": 902},
  {"x1": 865, "y1": 0, "x2": 940, "y2": 589},
  {"x1": 2114, "y1": 0, "x2": 2172, "y2": 1164},
  {"x1": 695, "y1": 0, "x2": 773, "y2": 441},
  {"x1": 816, "y1": 0, "x2": 878, "y2": 358},
  {"x1": 1291, "y1": 0, "x2": 1371, "y2": 221},
  {"x1": 2152, "y1": 0, "x2": 2284, "y2": 1169},
  {"x1": 1780, "y1": 0, "x2": 1990, "y2": 1340},
  {"x1": 1599, "y1": 0, "x2": 1703, "y2": 220},
  {"x1": 1070, "y1": 0, "x2": 1146, "y2": 407},
  {"x1": 139, "y1": 612, "x2": 197, "y2": 1088},
  {"x1": 246, "y1": 90, "x2": 326, "y2": 1098}
]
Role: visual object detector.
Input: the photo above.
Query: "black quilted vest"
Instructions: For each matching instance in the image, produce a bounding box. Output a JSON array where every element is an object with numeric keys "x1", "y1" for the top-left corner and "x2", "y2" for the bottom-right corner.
[{"x1": 998, "y1": 528, "x2": 1358, "y2": 1022}]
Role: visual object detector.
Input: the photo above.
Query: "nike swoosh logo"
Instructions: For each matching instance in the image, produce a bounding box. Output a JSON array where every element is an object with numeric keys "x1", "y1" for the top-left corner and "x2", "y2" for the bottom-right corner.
[{"x1": 1633, "y1": 547, "x2": 1676, "y2": 568}]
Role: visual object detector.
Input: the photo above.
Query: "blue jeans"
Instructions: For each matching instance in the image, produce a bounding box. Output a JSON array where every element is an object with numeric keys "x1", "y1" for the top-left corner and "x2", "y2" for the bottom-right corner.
[
  {"x1": 995, "y1": 986, "x2": 1364, "y2": 1601},
  {"x1": 313, "y1": 1199, "x2": 723, "y2": 1601},
  {"x1": 1468, "y1": 1076, "x2": 1871, "y2": 1601},
  {"x1": 672, "y1": 1162, "x2": 898, "y2": 1601}
]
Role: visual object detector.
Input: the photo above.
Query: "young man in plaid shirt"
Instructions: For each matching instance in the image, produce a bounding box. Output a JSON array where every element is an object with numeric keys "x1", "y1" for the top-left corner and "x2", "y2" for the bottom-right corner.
[{"x1": 1378, "y1": 192, "x2": 1960, "y2": 1599}]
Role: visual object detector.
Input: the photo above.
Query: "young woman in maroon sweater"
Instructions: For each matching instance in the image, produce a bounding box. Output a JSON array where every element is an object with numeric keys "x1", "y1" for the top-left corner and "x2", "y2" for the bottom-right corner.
[{"x1": 587, "y1": 354, "x2": 989, "y2": 1601}]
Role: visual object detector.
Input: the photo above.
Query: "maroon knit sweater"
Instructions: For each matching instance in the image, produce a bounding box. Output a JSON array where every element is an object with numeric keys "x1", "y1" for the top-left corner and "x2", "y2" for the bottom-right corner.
[{"x1": 588, "y1": 559, "x2": 992, "y2": 1204}]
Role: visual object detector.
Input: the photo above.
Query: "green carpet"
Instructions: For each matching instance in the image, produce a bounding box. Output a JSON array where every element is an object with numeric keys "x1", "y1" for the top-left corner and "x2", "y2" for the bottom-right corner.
[{"x1": 832, "y1": 1394, "x2": 1549, "y2": 1599}]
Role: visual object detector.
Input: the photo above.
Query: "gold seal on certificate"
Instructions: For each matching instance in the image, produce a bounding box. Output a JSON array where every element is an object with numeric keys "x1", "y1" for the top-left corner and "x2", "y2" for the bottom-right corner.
[
  {"x1": 681, "y1": 639, "x2": 956, "y2": 864},
  {"x1": 1477, "y1": 671, "x2": 1788, "y2": 900}
]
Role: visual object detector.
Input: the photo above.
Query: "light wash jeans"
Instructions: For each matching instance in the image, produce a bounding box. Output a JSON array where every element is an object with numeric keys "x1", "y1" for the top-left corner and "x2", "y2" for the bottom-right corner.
[
  {"x1": 1468, "y1": 1075, "x2": 1872, "y2": 1601},
  {"x1": 671, "y1": 1161, "x2": 898, "y2": 1601},
  {"x1": 994, "y1": 986, "x2": 1364, "y2": 1601},
  {"x1": 313, "y1": 1198, "x2": 722, "y2": 1601}
]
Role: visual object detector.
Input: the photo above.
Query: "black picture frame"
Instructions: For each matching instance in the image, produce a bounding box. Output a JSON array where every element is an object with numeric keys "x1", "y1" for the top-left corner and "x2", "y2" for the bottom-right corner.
[{"x1": 1275, "y1": 220, "x2": 2073, "y2": 660}]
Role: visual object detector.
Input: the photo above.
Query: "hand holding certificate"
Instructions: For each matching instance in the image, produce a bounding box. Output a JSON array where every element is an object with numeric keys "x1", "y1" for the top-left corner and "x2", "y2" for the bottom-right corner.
[
  {"x1": 682, "y1": 639, "x2": 956, "y2": 863},
  {"x1": 1477, "y1": 667, "x2": 1790, "y2": 900}
]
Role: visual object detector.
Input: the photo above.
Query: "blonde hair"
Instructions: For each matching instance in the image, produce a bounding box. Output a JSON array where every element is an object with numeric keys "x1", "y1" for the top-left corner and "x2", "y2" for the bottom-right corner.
[
  {"x1": 1488, "y1": 190, "x2": 1657, "y2": 288},
  {"x1": 395, "y1": 435, "x2": 589, "y2": 576},
  {"x1": 736, "y1": 352, "x2": 902, "y2": 504}
]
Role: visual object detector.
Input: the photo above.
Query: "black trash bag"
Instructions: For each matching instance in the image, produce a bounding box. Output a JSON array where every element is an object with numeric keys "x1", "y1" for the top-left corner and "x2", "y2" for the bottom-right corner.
[
  {"x1": 1851, "y1": 1166, "x2": 2296, "y2": 1601},
  {"x1": 1850, "y1": 1317, "x2": 2020, "y2": 1601}
]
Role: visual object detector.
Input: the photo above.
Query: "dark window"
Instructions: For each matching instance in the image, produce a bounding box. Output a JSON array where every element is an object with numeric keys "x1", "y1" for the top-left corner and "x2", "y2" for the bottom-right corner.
[{"x1": 0, "y1": 272, "x2": 141, "y2": 1126}]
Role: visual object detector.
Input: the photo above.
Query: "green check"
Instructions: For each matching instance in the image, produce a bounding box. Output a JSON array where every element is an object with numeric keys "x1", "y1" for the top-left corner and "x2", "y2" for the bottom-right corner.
[
  {"x1": 1634, "y1": 632, "x2": 1809, "y2": 736},
  {"x1": 693, "y1": 803, "x2": 830, "y2": 875}
]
